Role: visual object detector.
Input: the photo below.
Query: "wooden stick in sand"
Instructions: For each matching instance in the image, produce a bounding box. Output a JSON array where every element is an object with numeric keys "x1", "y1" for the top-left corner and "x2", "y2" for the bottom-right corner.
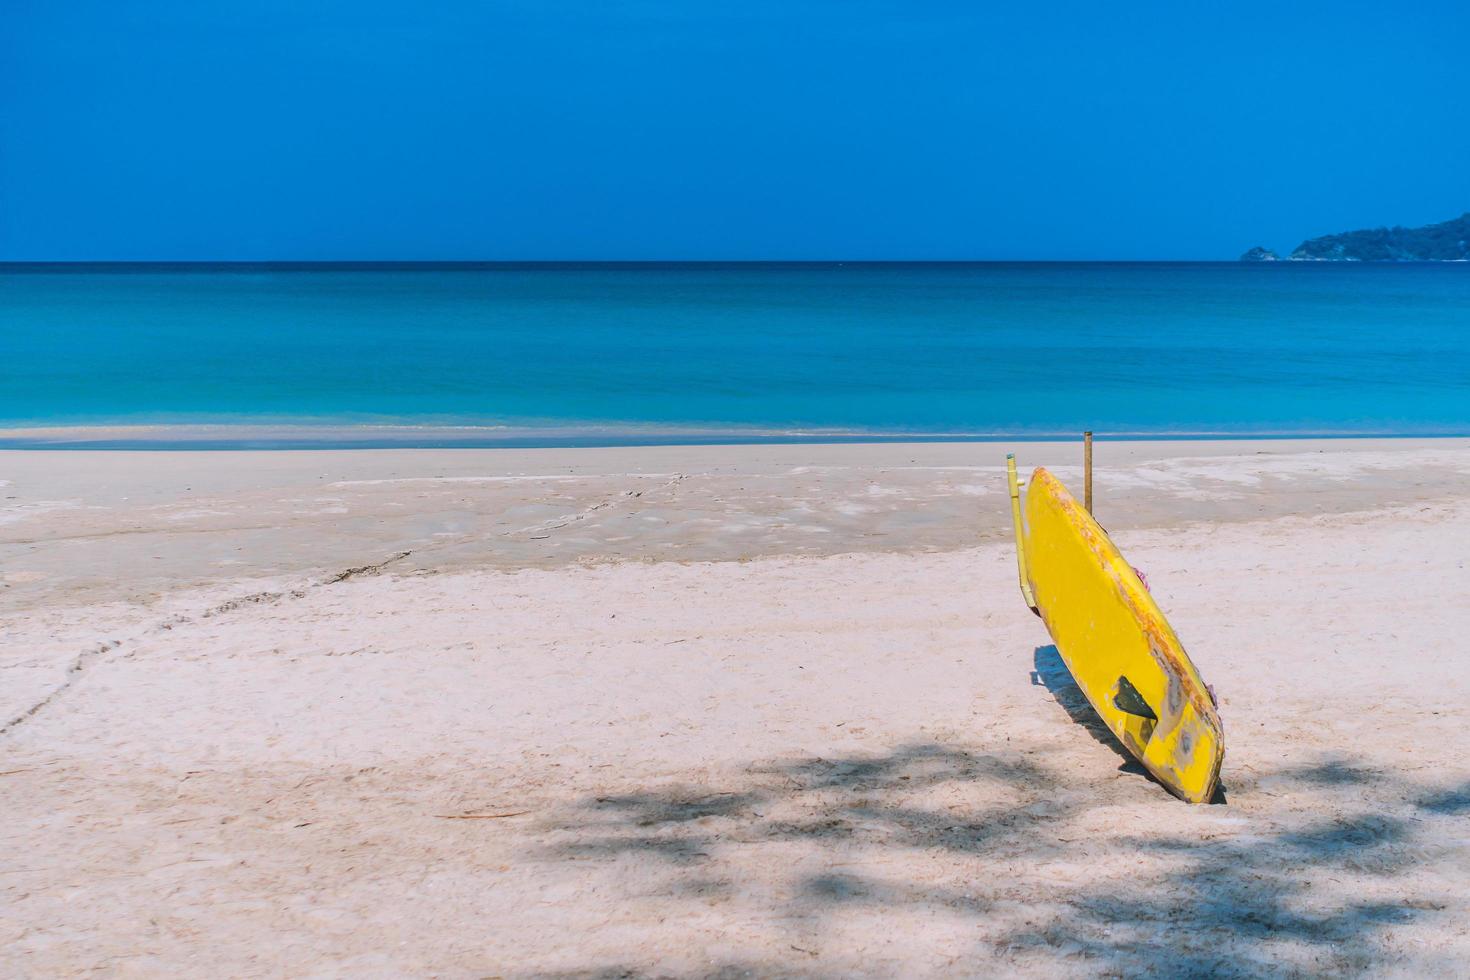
[{"x1": 1084, "y1": 430, "x2": 1094, "y2": 513}]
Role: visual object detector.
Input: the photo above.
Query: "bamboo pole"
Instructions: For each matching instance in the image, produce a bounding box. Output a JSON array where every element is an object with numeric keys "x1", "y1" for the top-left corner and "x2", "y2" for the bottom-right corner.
[
  {"x1": 1006, "y1": 454, "x2": 1038, "y2": 611},
  {"x1": 1083, "y1": 431, "x2": 1094, "y2": 514}
]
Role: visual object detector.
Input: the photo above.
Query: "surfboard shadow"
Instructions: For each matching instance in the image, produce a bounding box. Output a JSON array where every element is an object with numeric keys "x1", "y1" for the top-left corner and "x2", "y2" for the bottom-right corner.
[{"x1": 1031, "y1": 644, "x2": 1227, "y2": 802}]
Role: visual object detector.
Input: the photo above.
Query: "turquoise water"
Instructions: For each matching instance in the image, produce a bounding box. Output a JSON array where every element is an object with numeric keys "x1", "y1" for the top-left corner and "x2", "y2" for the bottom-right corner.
[{"x1": 2, "y1": 263, "x2": 1468, "y2": 445}]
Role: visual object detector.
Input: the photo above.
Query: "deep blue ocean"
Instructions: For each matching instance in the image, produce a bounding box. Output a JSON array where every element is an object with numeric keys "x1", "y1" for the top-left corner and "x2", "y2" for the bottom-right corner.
[{"x1": 2, "y1": 263, "x2": 1468, "y2": 446}]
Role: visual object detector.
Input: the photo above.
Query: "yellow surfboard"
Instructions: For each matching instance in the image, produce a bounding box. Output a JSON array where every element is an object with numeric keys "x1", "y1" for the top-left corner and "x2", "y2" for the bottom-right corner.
[{"x1": 1007, "y1": 457, "x2": 1224, "y2": 803}]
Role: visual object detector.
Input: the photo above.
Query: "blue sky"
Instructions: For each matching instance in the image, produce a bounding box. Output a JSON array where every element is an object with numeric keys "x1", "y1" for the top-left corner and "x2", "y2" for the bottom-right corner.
[{"x1": 2, "y1": 1, "x2": 1467, "y2": 260}]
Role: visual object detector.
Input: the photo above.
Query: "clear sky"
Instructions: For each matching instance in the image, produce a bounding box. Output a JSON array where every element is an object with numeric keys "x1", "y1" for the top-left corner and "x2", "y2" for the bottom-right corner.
[{"x1": 3, "y1": 1, "x2": 1468, "y2": 260}]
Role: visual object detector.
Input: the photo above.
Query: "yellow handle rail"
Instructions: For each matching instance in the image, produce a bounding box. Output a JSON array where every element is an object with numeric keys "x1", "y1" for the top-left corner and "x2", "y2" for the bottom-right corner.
[{"x1": 1006, "y1": 454, "x2": 1038, "y2": 611}]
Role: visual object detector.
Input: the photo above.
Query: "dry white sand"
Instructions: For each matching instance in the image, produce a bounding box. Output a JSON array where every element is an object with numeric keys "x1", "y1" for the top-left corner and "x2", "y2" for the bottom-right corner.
[{"x1": 3, "y1": 440, "x2": 1470, "y2": 976}]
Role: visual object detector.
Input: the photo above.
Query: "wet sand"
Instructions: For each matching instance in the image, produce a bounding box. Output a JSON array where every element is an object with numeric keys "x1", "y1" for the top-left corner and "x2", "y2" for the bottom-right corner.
[
  {"x1": 3, "y1": 439, "x2": 1470, "y2": 975},
  {"x1": 4, "y1": 438, "x2": 1470, "y2": 611}
]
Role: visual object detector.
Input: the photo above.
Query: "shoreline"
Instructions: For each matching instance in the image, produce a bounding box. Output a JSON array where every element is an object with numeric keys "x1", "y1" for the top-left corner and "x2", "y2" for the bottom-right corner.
[{"x1": 4, "y1": 423, "x2": 1470, "y2": 450}]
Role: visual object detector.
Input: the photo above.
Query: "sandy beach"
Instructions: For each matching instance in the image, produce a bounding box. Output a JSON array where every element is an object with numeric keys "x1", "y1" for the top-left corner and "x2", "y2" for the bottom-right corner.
[{"x1": 4, "y1": 438, "x2": 1470, "y2": 976}]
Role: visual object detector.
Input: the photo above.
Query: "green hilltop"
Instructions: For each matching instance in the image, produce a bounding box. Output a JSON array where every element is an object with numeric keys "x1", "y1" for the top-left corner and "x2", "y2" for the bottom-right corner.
[{"x1": 1242, "y1": 212, "x2": 1470, "y2": 261}]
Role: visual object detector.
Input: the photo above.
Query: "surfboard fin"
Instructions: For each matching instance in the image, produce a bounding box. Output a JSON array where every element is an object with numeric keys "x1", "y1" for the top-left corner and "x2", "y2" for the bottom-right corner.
[{"x1": 1112, "y1": 675, "x2": 1158, "y2": 720}]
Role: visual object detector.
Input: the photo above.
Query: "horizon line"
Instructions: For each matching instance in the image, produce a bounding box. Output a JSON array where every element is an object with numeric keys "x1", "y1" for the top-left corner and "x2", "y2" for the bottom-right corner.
[{"x1": 0, "y1": 258, "x2": 1323, "y2": 269}]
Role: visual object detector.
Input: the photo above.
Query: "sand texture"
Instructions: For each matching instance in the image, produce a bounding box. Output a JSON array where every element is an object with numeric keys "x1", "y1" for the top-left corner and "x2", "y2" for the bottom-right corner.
[{"x1": 3, "y1": 439, "x2": 1470, "y2": 976}]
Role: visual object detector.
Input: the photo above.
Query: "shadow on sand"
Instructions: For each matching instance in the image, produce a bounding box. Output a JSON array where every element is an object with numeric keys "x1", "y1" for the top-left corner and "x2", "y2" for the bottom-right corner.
[{"x1": 528, "y1": 653, "x2": 1466, "y2": 977}]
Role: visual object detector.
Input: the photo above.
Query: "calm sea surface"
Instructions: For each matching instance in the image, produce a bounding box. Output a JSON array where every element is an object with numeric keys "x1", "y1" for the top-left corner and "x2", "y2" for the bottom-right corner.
[{"x1": 2, "y1": 264, "x2": 1468, "y2": 445}]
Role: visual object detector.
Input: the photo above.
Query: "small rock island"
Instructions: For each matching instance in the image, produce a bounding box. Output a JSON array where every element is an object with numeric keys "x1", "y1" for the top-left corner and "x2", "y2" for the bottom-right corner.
[{"x1": 1241, "y1": 211, "x2": 1470, "y2": 261}]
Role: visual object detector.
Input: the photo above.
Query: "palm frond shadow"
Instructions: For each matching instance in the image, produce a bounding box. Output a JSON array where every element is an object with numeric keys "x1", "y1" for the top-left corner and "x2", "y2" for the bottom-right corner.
[{"x1": 531, "y1": 664, "x2": 1464, "y2": 975}]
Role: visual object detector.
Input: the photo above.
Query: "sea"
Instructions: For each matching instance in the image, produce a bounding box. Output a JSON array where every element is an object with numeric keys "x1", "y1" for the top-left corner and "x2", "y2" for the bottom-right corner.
[{"x1": 2, "y1": 263, "x2": 1468, "y2": 448}]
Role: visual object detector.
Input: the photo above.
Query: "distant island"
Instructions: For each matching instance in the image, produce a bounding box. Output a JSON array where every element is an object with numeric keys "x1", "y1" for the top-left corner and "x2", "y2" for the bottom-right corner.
[{"x1": 1241, "y1": 211, "x2": 1470, "y2": 262}]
